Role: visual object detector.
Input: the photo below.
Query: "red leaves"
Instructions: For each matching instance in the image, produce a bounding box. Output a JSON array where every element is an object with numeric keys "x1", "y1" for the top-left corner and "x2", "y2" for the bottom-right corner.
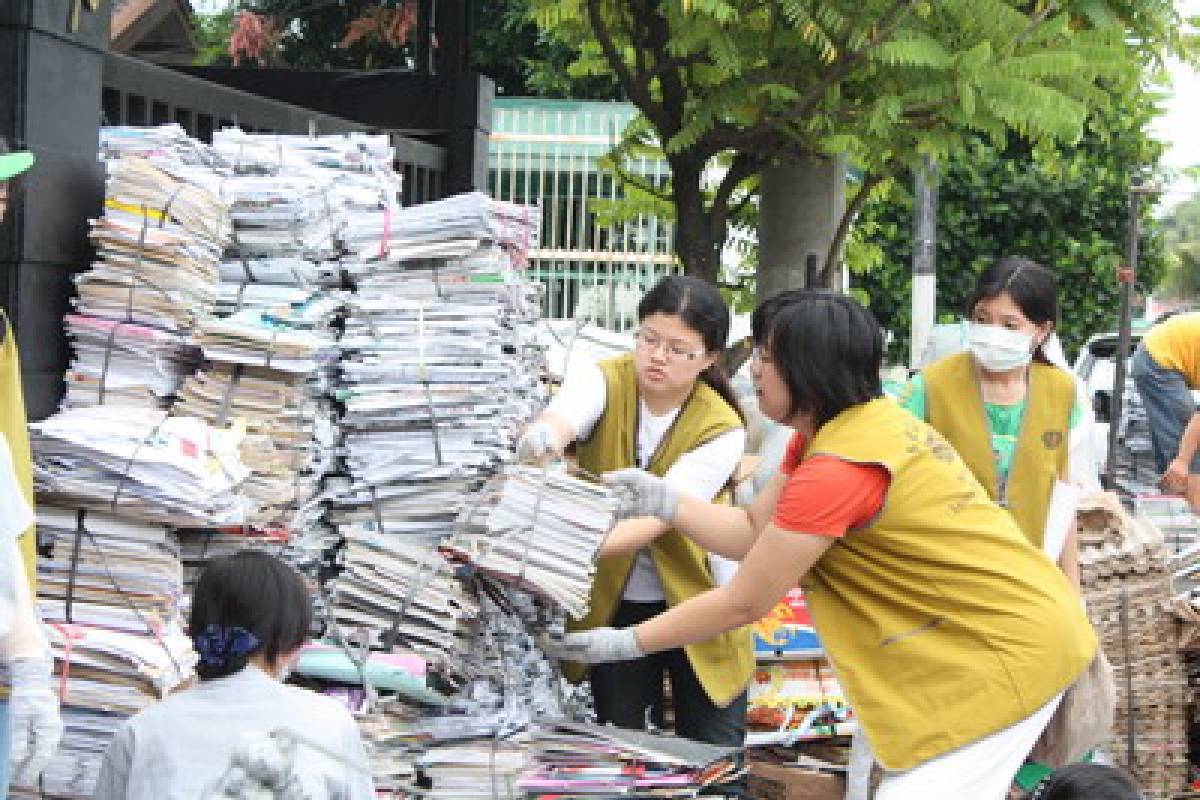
[
  {"x1": 339, "y1": 1, "x2": 418, "y2": 50},
  {"x1": 228, "y1": 10, "x2": 283, "y2": 66}
]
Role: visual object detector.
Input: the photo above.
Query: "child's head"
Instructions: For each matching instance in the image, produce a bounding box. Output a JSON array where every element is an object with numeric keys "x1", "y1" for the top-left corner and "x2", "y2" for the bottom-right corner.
[
  {"x1": 188, "y1": 550, "x2": 312, "y2": 681},
  {"x1": 1031, "y1": 764, "x2": 1142, "y2": 800}
]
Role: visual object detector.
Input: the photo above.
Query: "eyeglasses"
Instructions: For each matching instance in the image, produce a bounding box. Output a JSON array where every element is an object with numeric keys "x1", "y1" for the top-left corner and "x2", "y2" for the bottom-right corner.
[{"x1": 633, "y1": 329, "x2": 708, "y2": 362}]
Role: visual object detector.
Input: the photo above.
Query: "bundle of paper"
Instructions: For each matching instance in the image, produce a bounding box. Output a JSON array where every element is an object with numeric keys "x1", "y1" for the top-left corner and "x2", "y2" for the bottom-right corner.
[
  {"x1": 379, "y1": 192, "x2": 540, "y2": 253},
  {"x1": 221, "y1": 174, "x2": 341, "y2": 259},
  {"x1": 195, "y1": 312, "x2": 334, "y2": 373},
  {"x1": 446, "y1": 467, "x2": 615, "y2": 619},
  {"x1": 30, "y1": 406, "x2": 250, "y2": 526},
  {"x1": 218, "y1": 255, "x2": 342, "y2": 286},
  {"x1": 100, "y1": 123, "x2": 218, "y2": 168},
  {"x1": 520, "y1": 720, "x2": 742, "y2": 798},
  {"x1": 212, "y1": 129, "x2": 397, "y2": 175},
  {"x1": 415, "y1": 741, "x2": 529, "y2": 800},
  {"x1": 101, "y1": 156, "x2": 232, "y2": 251},
  {"x1": 331, "y1": 530, "x2": 478, "y2": 669},
  {"x1": 63, "y1": 314, "x2": 200, "y2": 408},
  {"x1": 36, "y1": 505, "x2": 181, "y2": 633},
  {"x1": 9, "y1": 626, "x2": 195, "y2": 799}
]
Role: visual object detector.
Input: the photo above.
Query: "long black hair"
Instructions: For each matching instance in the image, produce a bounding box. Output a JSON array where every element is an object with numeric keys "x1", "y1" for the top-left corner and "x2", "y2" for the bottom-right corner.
[
  {"x1": 967, "y1": 256, "x2": 1058, "y2": 365},
  {"x1": 752, "y1": 289, "x2": 883, "y2": 427},
  {"x1": 188, "y1": 550, "x2": 312, "y2": 681},
  {"x1": 638, "y1": 275, "x2": 743, "y2": 421}
]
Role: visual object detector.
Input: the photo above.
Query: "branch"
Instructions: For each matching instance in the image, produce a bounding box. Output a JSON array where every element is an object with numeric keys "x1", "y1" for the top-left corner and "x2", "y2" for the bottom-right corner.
[
  {"x1": 586, "y1": 0, "x2": 664, "y2": 130},
  {"x1": 1009, "y1": 1, "x2": 1058, "y2": 52},
  {"x1": 781, "y1": 0, "x2": 918, "y2": 124},
  {"x1": 608, "y1": 153, "x2": 672, "y2": 203},
  {"x1": 821, "y1": 169, "x2": 887, "y2": 286},
  {"x1": 709, "y1": 152, "x2": 764, "y2": 241}
]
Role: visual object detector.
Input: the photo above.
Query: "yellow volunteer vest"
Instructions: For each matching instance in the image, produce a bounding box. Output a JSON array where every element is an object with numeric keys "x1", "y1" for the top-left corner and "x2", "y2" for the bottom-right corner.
[
  {"x1": 1, "y1": 309, "x2": 38, "y2": 591},
  {"x1": 924, "y1": 351, "x2": 1073, "y2": 549},
  {"x1": 1144, "y1": 311, "x2": 1200, "y2": 388},
  {"x1": 566, "y1": 354, "x2": 754, "y2": 707},
  {"x1": 802, "y1": 398, "x2": 1096, "y2": 770}
]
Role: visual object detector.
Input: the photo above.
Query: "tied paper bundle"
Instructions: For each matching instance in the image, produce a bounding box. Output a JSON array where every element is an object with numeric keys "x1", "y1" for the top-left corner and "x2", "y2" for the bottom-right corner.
[
  {"x1": 99, "y1": 123, "x2": 218, "y2": 168},
  {"x1": 63, "y1": 314, "x2": 200, "y2": 409},
  {"x1": 5, "y1": 626, "x2": 195, "y2": 799},
  {"x1": 374, "y1": 192, "x2": 540, "y2": 258},
  {"x1": 35, "y1": 506, "x2": 182, "y2": 635},
  {"x1": 194, "y1": 313, "x2": 335, "y2": 374},
  {"x1": 80, "y1": 157, "x2": 231, "y2": 333},
  {"x1": 331, "y1": 532, "x2": 478, "y2": 673},
  {"x1": 220, "y1": 174, "x2": 340, "y2": 259},
  {"x1": 30, "y1": 406, "x2": 250, "y2": 527},
  {"x1": 519, "y1": 720, "x2": 742, "y2": 799},
  {"x1": 444, "y1": 467, "x2": 616, "y2": 620}
]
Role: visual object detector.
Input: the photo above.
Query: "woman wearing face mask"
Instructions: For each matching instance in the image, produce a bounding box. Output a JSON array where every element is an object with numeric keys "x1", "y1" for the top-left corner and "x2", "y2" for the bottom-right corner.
[
  {"x1": 515, "y1": 275, "x2": 752, "y2": 750},
  {"x1": 94, "y1": 551, "x2": 374, "y2": 799},
  {"x1": 895, "y1": 257, "x2": 1098, "y2": 585}
]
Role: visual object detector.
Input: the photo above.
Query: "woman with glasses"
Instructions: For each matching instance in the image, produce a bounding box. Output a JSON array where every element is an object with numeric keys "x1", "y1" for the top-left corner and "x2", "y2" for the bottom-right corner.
[
  {"x1": 545, "y1": 290, "x2": 1097, "y2": 800},
  {"x1": 516, "y1": 275, "x2": 752, "y2": 750}
]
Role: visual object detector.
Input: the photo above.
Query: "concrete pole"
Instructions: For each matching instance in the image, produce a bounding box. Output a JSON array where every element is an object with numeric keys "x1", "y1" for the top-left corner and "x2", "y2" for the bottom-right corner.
[
  {"x1": 756, "y1": 154, "x2": 847, "y2": 303},
  {"x1": 910, "y1": 155, "x2": 938, "y2": 370}
]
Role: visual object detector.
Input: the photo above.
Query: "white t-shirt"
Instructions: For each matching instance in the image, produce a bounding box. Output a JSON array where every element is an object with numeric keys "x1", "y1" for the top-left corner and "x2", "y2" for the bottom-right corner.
[
  {"x1": 546, "y1": 360, "x2": 745, "y2": 601},
  {"x1": 0, "y1": 434, "x2": 34, "y2": 640}
]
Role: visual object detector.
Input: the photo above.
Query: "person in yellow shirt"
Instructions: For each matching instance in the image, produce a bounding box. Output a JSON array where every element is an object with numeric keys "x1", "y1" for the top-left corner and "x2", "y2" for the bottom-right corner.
[
  {"x1": 545, "y1": 290, "x2": 1097, "y2": 800},
  {"x1": 1133, "y1": 311, "x2": 1200, "y2": 504}
]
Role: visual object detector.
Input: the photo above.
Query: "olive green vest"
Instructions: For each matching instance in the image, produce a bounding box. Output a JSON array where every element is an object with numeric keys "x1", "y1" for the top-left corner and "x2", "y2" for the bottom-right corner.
[
  {"x1": 566, "y1": 354, "x2": 754, "y2": 707},
  {"x1": 802, "y1": 398, "x2": 1095, "y2": 770},
  {"x1": 925, "y1": 351, "x2": 1074, "y2": 549},
  {"x1": 1, "y1": 310, "x2": 37, "y2": 590}
]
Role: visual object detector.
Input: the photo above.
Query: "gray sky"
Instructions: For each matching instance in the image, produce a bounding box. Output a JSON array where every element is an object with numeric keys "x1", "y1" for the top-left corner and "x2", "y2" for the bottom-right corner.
[{"x1": 1152, "y1": 0, "x2": 1200, "y2": 211}]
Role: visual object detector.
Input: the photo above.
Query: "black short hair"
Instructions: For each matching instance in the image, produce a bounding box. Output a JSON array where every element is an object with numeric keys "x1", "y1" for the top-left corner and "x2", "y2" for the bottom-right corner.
[
  {"x1": 1032, "y1": 764, "x2": 1142, "y2": 800},
  {"x1": 188, "y1": 550, "x2": 312, "y2": 681},
  {"x1": 968, "y1": 256, "x2": 1057, "y2": 364},
  {"x1": 751, "y1": 289, "x2": 883, "y2": 427}
]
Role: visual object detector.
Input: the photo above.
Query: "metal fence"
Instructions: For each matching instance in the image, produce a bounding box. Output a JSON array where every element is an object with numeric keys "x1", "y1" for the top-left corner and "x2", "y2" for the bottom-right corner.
[
  {"x1": 102, "y1": 52, "x2": 448, "y2": 206},
  {"x1": 489, "y1": 99, "x2": 679, "y2": 330}
]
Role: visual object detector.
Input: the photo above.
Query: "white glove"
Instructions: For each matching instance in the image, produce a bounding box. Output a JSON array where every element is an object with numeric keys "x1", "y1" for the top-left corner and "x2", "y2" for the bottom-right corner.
[
  {"x1": 516, "y1": 421, "x2": 561, "y2": 464},
  {"x1": 602, "y1": 468, "x2": 680, "y2": 521},
  {"x1": 539, "y1": 627, "x2": 644, "y2": 665},
  {"x1": 8, "y1": 655, "x2": 63, "y2": 787}
]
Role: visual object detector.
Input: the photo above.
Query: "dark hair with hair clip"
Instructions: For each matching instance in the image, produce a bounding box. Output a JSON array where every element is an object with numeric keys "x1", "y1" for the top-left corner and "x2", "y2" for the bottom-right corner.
[
  {"x1": 751, "y1": 289, "x2": 883, "y2": 427},
  {"x1": 637, "y1": 274, "x2": 744, "y2": 422},
  {"x1": 967, "y1": 256, "x2": 1058, "y2": 365},
  {"x1": 188, "y1": 550, "x2": 312, "y2": 681},
  {"x1": 1029, "y1": 764, "x2": 1142, "y2": 800}
]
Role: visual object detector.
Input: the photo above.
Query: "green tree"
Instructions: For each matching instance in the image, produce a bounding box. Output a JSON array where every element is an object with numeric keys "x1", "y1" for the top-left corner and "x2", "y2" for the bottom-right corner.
[
  {"x1": 192, "y1": 5, "x2": 236, "y2": 66},
  {"x1": 1156, "y1": 197, "x2": 1200, "y2": 301},
  {"x1": 528, "y1": 1, "x2": 1185, "y2": 285},
  {"x1": 851, "y1": 83, "x2": 1168, "y2": 364}
]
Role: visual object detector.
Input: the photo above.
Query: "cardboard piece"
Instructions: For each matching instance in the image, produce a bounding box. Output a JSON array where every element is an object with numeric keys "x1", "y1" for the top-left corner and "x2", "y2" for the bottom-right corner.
[{"x1": 748, "y1": 762, "x2": 846, "y2": 800}]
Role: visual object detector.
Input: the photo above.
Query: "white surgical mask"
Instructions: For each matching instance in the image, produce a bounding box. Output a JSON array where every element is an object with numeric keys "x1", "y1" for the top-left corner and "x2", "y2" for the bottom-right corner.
[{"x1": 967, "y1": 322, "x2": 1035, "y2": 372}]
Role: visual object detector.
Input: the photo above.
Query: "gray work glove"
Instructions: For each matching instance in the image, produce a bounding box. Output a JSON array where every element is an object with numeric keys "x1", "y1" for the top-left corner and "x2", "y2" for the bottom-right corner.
[
  {"x1": 602, "y1": 468, "x2": 680, "y2": 522},
  {"x1": 515, "y1": 421, "x2": 561, "y2": 465},
  {"x1": 539, "y1": 628, "x2": 644, "y2": 665},
  {"x1": 8, "y1": 655, "x2": 63, "y2": 787}
]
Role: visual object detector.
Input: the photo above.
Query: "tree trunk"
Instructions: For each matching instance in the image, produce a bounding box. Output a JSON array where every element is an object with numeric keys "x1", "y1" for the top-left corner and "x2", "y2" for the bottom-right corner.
[
  {"x1": 670, "y1": 158, "x2": 722, "y2": 284},
  {"x1": 756, "y1": 154, "x2": 847, "y2": 303}
]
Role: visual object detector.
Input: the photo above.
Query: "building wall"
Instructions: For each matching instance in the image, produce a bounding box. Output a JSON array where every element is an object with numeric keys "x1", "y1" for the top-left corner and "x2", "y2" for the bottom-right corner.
[{"x1": 489, "y1": 98, "x2": 679, "y2": 330}]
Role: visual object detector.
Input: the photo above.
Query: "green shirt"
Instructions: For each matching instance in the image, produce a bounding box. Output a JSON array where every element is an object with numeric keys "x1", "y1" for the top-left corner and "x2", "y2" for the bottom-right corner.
[{"x1": 894, "y1": 374, "x2": 1083, "y2": 479}]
